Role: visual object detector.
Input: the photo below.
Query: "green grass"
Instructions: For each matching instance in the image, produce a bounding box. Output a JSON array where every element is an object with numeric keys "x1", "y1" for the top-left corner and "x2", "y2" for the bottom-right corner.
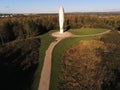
[
  {"x1": 31, "y1": 31, "x2": 55, "y2": 90},
  {"x1": 31, "y1": 28, "x2": 109, "y2": 90},
  {"x1": 50, "y1": 36, "x2": 92, "y2": 90},
  {"x1": 69, "y1": 28, "x2": 108, "y2": 35}
]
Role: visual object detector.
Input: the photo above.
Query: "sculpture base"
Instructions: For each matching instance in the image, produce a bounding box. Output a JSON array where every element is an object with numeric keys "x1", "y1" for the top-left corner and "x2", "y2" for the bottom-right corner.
[
  {"x1": 60, "y1": 29, "x2": 64, "y2": 34},
  {"x1": 52, "y1": 31, "x2": 73, "y2": 38}
]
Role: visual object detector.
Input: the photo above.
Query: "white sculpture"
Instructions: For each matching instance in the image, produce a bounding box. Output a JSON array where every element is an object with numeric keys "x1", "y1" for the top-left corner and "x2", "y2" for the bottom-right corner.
[{"x1": 59, "y1": 7, "x2": 64, "y2": 34}]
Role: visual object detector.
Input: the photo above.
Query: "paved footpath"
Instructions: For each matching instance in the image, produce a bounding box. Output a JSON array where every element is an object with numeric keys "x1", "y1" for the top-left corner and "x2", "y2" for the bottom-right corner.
[
  {"x1": 38, "y1": 37, "x2": 64, "y2": 90},
  {"x1": 38, "y1": 30, "x2": 111, "y2": 90}
]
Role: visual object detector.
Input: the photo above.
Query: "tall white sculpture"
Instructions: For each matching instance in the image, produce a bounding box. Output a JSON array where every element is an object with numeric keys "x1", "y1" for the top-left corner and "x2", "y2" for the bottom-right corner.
[{"x1": 59, "y1": 7, "x2": 64, "y2": 34}]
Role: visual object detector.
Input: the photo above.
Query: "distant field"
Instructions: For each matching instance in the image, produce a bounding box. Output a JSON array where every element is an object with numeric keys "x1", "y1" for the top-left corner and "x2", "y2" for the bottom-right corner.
[{"x1": 69, "y1": 28, "x2": 108, "y2": 35}]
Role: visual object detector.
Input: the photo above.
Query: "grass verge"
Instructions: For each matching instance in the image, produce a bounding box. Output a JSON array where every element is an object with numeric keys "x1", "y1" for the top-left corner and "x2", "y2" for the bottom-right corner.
[
  {"x1": 31, "y1": 31, "x2": 55, "y2": 90},
  {"x1": 50, "y1": 36, "x2": 92, "y2": 90}
]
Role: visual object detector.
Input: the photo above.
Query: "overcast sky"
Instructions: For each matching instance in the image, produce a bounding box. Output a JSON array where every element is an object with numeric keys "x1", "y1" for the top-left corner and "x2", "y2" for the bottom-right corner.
[{"x1": 0, "y1": 0, "x2": 120, "y2": 13}]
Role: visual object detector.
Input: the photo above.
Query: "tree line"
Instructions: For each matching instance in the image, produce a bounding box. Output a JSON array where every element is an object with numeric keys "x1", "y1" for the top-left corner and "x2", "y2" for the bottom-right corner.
[
  {"x1": 0, "y1": 14, "x2": 120, "y2": 45},
  {"x1": 0, "y1": 15, "x2": 56, "y2": 44}
]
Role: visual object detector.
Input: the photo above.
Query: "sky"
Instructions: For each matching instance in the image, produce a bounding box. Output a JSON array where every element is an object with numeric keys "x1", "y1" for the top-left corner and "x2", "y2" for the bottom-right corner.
[{"x1": 0, "y1": 0, "x2": 120, "y2": 13}]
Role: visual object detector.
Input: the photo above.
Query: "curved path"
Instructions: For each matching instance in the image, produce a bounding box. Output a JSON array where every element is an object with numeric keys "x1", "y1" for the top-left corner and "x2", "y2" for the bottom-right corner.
[
  {"x1": 38, "y1": 37, "x2": 65, "y2": 90},
  {"x1": 72, "y1": 30, "x2": 111, "y2": 37},
  {"x1": 38, "y1": 30, "x2": 111, "y2": 90}
]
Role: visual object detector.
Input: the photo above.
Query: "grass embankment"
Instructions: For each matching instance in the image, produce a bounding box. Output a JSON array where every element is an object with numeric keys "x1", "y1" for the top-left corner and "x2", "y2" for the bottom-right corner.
[
  {"x1": 31, "y1": 31, "x2": 55, "y2": 90},
  {"x1": 50, "y1": 36, "x2": 92, "y2": 90},
  {"x1": 69, "y1": 28, "x2": 108, "y2": 35},
  {"x1": 59, "y1": 31, "x2": 120, "y2": 90}
]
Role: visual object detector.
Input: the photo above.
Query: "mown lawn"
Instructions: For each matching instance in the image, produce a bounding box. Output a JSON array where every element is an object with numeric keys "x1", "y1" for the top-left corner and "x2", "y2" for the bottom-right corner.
[
  {"x1": 31, "y1": 31, "x2": 55, "y2": 90},
  {"x1": 69, "y1": 28, "x2": 108, "y2": 35},
  {"x1": 50, "y1": 36, "x2": 92, "y2": 90}
]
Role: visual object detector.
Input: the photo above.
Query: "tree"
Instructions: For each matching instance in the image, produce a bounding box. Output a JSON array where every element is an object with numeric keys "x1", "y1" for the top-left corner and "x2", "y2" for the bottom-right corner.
[{"x1": 0, "y1": 21, "x2": 15, "y2": 44}]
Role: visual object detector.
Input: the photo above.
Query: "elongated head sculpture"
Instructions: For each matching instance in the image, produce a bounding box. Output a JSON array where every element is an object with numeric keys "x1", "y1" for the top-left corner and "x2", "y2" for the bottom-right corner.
[{"x1": 59, "y1": 7, "x2": 64, "y2": 34}]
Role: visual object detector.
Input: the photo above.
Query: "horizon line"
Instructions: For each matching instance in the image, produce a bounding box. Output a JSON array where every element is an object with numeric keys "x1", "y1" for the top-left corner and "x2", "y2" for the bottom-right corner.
[{"x1": 0, "y1": 10, "x2": 120, "y2": 14}]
